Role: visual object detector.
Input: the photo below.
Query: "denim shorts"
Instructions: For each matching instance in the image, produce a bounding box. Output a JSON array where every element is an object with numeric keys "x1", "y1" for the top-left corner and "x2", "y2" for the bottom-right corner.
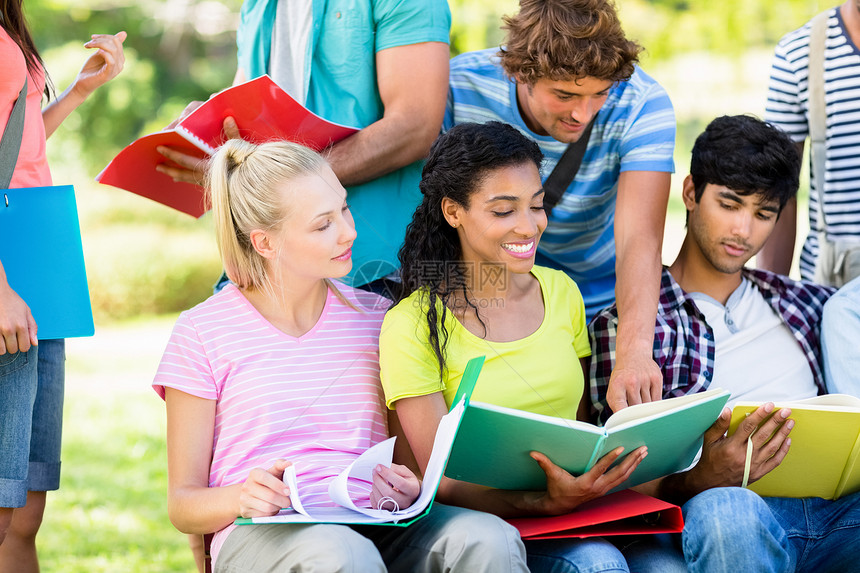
[{"x1": 0, "y1": 339, "x2": 65, "y2": 508}]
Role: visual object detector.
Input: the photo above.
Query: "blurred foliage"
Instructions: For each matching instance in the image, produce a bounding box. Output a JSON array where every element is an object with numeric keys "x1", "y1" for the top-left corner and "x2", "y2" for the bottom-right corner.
[{"x1": 27, "y1": 0, "x2": 836, "y2": 320}]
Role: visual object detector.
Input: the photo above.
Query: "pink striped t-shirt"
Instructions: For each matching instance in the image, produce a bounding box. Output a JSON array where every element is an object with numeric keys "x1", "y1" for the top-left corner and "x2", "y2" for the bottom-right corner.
[{"x1": 153, "y1": 282, "x2": 390, "y2": 562}]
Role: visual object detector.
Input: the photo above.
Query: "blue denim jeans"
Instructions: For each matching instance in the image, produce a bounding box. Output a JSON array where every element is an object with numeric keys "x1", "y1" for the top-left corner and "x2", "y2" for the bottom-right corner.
[
  {"x1": 681, "y1": 487, "x2": 860, "y2": 573},
  {"x1": 0, "y1": 340, "x2": 65, "y2": 508},
  {"x1": 524, "y1": 537, "x2": 629, "y2": 573}
]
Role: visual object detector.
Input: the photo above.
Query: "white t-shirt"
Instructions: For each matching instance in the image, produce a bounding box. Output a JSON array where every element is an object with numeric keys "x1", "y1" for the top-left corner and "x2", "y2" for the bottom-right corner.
[
  {"x1": 689, "y1": 278, "x2": 818, "y2": 408},
  {"x1": 269, "y1": 0, "x2": 313, "y2": 105}
]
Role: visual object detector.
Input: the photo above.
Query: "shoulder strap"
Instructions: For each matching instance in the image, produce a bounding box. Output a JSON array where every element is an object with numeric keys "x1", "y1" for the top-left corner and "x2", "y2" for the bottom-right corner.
[
  {"x1": 0, "y1": 77, "x2": 28, "y2": 190},
  {"x1": 542, "y1": 116, "x2": 596, "y2": 214},
  {"x1": 808, "y1": 10, "x2": 829, "y2": 232}
]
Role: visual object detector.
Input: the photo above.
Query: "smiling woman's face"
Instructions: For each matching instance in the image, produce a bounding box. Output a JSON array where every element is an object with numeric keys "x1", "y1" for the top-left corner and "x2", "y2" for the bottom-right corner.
[{"x1": 443, "y1": 161, "x2": 546, "y2": 276}]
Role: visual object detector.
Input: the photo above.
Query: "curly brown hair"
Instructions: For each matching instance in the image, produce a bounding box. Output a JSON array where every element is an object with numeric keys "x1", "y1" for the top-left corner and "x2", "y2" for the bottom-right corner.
[{"x1": 500, "y1": 0, "x2": 642, "y2": 85}]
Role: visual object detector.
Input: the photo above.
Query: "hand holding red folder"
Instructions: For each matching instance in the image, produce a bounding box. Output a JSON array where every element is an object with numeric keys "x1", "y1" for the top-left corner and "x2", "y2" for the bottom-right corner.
[
  {"x1": 96, "y1": 76, "x2": 358, "y2": 218},
  {"x1": 155, "y1": 113, "x2": 240, "y2": 185}
]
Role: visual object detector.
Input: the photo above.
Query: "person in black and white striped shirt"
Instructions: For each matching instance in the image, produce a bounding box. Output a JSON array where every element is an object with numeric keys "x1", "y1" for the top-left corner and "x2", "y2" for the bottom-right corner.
[{"x1": 762, "y1": 1, "x2": 860, "y2": 279}]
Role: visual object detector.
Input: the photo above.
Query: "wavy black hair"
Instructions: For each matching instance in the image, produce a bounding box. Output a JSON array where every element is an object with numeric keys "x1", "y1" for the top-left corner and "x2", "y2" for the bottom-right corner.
[
  {"x1": 690, "y1": 115, "x2": 800, "y2": 211},
  {"x1": 397, "y1": 121, "x2": 543, "y2": 381}
]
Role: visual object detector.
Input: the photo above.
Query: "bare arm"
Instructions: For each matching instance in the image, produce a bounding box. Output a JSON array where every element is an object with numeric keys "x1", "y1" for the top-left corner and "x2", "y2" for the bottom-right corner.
[
  {"x1": 394, "y1": 392, "x2": 646, "y2": 518},
  {"x1": 325, "y1": 41, "x2": 449, "y2": 187},
  {"x1": 606, "y1": 170, "x2": 670, "y2": 413},
  {"x1": 757, "y1": 142, "x2": 803, "y2": 275},
  {"x1": 165, "y1": 388, "x2": 291, "y2": 534},
  {"x1": 42, "y1": 32, "x2": 126, "y2": 138}
]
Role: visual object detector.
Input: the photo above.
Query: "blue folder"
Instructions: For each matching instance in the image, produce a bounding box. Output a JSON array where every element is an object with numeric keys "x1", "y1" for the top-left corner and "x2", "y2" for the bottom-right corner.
[{"x1": 0, "y1": 185, "x2": 94, "y2": 339}]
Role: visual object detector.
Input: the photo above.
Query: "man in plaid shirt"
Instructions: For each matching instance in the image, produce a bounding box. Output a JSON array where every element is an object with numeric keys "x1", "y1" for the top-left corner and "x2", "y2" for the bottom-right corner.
[{"x1": 590, "y1": 115, "x2": 860, "y2": 572}]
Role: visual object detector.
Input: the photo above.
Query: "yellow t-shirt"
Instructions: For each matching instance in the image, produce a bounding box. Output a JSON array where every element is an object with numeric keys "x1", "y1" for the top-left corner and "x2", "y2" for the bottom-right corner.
[{"x1": 380, "y1": 266, "x2": 591, "y2": 419}]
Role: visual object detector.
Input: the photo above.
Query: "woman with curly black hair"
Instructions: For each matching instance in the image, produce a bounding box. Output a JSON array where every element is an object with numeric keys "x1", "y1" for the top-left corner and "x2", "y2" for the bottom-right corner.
[{"x1": 379, "y1": 121, "x2": 648, "y2": 572}]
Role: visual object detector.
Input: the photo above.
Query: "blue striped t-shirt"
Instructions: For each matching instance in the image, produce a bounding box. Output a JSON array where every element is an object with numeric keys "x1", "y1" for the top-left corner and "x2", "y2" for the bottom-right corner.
[
  {"x1": 444, "y1": 49, "x2": 676, "y2": 317},
  {"x1": 765, "y1": 8, "x2": 860, "y2": 280}
]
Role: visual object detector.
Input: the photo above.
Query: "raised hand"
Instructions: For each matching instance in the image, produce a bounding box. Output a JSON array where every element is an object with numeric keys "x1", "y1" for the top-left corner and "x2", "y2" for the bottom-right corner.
[{"x1": 71, "y1": 31, "x2": 127, "y2": 99}]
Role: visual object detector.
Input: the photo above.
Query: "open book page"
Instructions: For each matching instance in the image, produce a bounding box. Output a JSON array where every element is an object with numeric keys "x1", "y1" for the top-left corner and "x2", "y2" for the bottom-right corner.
[
  {"x1": 444, "y1": 401, "x2": 605, "y2": 491},
  {"x1": 733, "y1": 393, "x2": 860, "y2": 412},
  {"x1": 598, "y1": 389, "x2": 730, "y2": 493},
  {"x1": 466, "y1": 402, "x2": 600, "y2": 433},
  {"x1": 239, "y1": 397, "x2": 467, "y2": 525},
  {"x1": 603, "y1": 388, "x2": 730, "y2": 431}
]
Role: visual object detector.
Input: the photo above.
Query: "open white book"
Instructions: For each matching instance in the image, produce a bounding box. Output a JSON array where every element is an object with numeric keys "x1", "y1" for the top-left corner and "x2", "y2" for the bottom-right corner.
[{"x1": 235, "y1": 396, "x2": 466, "y2": 526}]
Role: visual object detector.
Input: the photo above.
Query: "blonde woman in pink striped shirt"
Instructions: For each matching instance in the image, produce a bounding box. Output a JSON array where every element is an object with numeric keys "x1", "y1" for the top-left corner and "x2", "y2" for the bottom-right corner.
[{"x1": 153, "y1": 139, "x2": 529, "y2": 573}]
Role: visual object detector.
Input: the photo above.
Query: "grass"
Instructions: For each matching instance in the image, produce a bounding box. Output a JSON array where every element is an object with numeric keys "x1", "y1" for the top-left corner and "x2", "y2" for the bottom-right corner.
[{"x1": 36, "y1": 316, "x2": 196, "y2": 573}]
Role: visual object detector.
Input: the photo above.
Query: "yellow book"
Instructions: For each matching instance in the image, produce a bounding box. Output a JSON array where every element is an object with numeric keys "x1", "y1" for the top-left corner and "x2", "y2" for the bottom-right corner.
[{"x1": 728, "y1": 394, "x2": 860, "y2": 499}]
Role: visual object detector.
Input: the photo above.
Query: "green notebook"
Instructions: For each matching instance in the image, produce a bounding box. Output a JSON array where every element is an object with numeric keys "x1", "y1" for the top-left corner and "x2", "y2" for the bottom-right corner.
[{"x1": 444, "y1": 387, "x2": 730, "y2": 492}]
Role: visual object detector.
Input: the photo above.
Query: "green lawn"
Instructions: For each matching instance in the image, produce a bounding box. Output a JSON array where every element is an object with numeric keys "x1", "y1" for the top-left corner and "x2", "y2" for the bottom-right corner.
[{"x1": 36, "y1": 317, "x2": 196, "y2": 573}]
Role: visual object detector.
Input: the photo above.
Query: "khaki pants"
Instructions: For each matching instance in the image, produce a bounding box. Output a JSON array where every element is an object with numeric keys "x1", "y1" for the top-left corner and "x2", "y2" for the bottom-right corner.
[{"x1": 215, "y1": 503, "x2": 528, "y2": 573}]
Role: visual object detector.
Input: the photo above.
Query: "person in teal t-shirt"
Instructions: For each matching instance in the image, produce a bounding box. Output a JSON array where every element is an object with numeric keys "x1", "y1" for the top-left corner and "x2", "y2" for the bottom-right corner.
[{"x1": 157, "y1": 0, "x2": 451, "y2": 290}]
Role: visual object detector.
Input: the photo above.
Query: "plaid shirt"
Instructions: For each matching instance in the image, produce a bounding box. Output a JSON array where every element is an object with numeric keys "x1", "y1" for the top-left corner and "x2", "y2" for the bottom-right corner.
[{"x1": 589, "y1": 267, "x2": 834, "y2": 423}]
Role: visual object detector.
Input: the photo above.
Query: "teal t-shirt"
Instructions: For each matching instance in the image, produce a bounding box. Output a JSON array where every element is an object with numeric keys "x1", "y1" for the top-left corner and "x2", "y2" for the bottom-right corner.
[{"x1": 237, "y1": 0, "x2": 451, "y2": 285}]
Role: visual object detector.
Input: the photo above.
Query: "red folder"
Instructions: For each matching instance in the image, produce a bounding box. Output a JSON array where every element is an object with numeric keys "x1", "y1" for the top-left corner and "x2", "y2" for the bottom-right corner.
[
  {"x1": 96, "y1": 75, "x2": 358, "y2": 217},
  {"x1": 507, "y1": 490, "x2": 683, "y2": 540}
]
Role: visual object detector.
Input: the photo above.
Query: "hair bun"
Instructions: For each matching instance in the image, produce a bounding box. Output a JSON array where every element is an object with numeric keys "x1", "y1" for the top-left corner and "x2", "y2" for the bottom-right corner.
[{"x1": 224, "y1": 139, "x2": 256, "y2": 172}]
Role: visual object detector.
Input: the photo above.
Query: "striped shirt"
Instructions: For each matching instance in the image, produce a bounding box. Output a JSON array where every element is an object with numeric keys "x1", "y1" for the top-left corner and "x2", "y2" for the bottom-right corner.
[
  {"x1": 765, "y1": 8, "x2": 860, "y2": 279},
  {"x1": 153, "y1": 282, "x2": 389, "y2": 562},
  {"x1": 589, "y1": 267, "x2": 833, "y2": 424},
  {"x1": 444, "y1": 49, "x2": 676, "y2": 316}
]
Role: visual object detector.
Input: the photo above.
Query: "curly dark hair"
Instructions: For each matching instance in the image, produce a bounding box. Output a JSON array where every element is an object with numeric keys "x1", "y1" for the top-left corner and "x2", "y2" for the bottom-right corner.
[
  {"x1": 690, "y1": 115, "x2": 800, "y2": 212},
  {"x1": 500, "y1": 0, "x2": 641, "y2": 84},
  {"x1": 397, "y1": 121, "x2": 543, "y2": 381}
]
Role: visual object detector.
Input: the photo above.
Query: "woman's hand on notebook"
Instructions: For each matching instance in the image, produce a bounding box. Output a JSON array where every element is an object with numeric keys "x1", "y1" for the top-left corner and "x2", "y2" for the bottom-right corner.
[
  {"x1": 237, "y1": 459, "x2": 293, "y2": 518},
  {"x1": 370, "y1": 463, "x2": 420, "y2": 511},
  {"x1": 529, "y1": 445, "x2": 648, "y2": 515}
]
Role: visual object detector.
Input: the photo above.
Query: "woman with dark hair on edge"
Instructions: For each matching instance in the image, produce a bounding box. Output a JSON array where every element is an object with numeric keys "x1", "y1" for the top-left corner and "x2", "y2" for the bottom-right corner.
[
  {"x1": 379, "y1": 121, "x2": 648, "y2": 572},
  {"x1": 0, "y1": 2, "x2": 125, "y2": 569}
]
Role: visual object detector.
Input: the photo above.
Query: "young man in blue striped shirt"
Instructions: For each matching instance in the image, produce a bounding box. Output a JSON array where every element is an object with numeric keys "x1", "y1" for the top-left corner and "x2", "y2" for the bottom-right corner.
[{"x1": 444, "y1": 0, "x2": 676, "y2": 415}]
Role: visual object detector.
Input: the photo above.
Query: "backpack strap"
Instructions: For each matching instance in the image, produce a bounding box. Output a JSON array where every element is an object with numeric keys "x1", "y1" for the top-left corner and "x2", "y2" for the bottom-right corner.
[
  {"x1": 0, "y1": 77, "x2": 27, "y2": 189},
  {"x1": 541, "y1": 116, "x2": 596, "y2": 214}
]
